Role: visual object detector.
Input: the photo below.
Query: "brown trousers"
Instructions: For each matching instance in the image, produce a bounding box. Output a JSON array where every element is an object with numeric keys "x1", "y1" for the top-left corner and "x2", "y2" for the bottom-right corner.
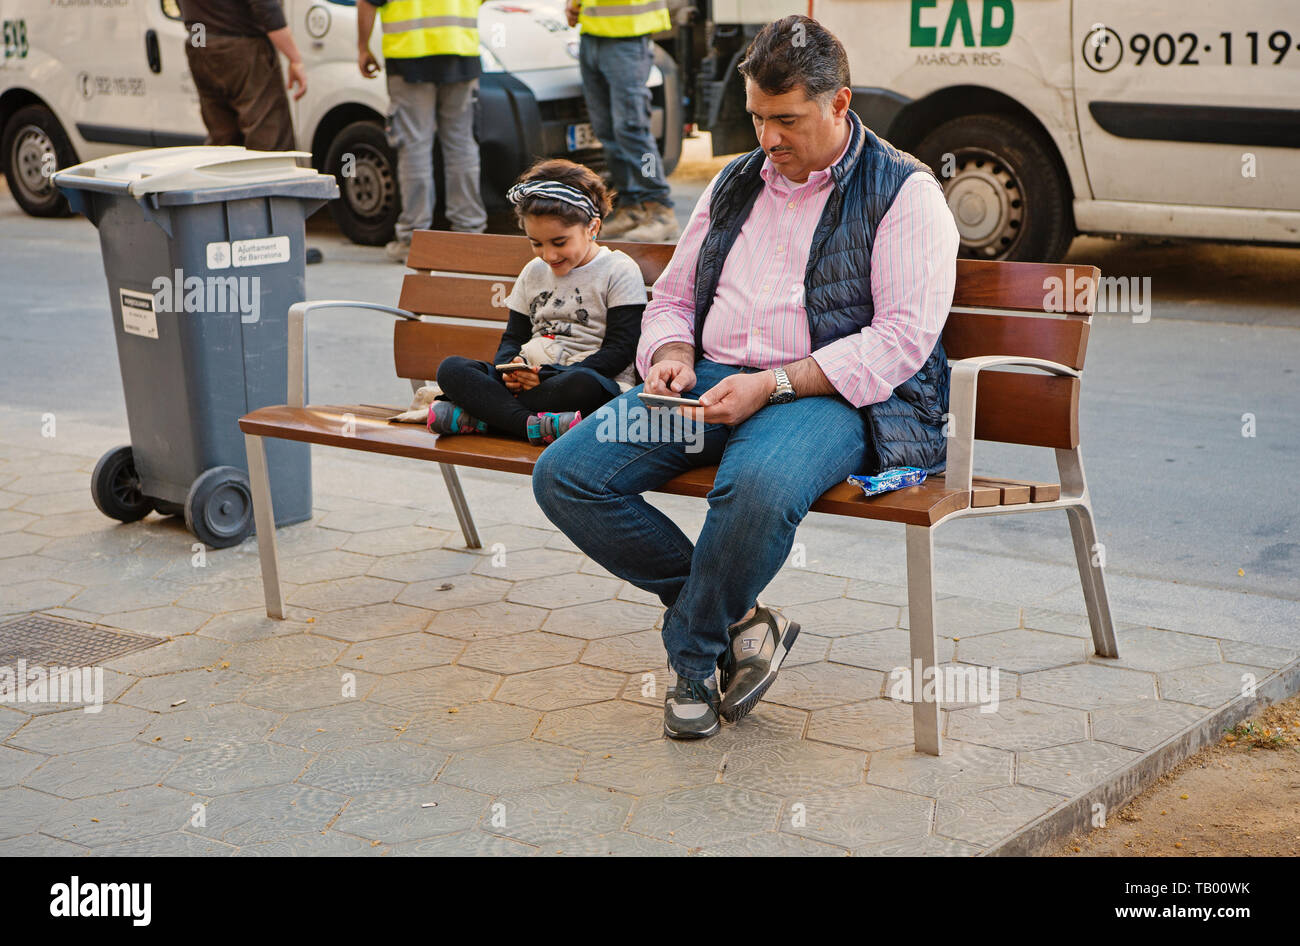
[{"x1": 184, "y1": 33, "x2": 295, "y2": 151}]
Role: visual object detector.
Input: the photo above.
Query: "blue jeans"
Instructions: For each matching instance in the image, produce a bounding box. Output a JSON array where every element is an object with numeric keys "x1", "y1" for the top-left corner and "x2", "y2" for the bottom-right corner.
[
  {"x1": 532, "y1": 359, "x2": 868, "y2": 681},
  {"x1": 579, "y1": 34, "x2": 672, "y2": 208}
]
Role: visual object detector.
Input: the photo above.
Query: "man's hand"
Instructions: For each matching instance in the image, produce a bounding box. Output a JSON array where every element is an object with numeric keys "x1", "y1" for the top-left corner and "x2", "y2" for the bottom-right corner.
[
  {"x1": 681, "y1": 370, "x2": 774, "y2": 426},
  {"x1": 286, "y1": 61, "x2": 307, "y2": 100},
  {"x1": 643, "y1": 359, "x2": 696, "y2": 397},
  {"x1": 502, "y1": 357, "x2": 540, "y2": 393},
  {"x1": 565, "y1": 0, "x2": 581, "y2": 28},
  {"x1": 358, "y1": 49, "x2": 381, "y2": 78}
]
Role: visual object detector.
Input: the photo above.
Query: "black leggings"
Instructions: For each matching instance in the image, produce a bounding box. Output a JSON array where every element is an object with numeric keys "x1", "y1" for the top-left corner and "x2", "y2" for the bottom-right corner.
[{"x1": 435, "y1": 356, "x2": 616, "y2": 440}]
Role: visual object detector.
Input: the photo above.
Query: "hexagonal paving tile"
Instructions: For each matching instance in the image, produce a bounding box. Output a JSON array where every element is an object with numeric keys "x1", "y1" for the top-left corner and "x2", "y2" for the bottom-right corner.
[
  {"x1": 269, "y1": 700, "x2": 411, "y2": 751},
  {"x1": 0, "y1": 746, "x2": 47, "y2": 788},
  {"x1": 137, "y1": 703, "x2": 279, "y2": 754},
  {"x1": 460, "y1": 631, "x2": 585, "y2": 675},
  {"x1": 425, "y1": 601, "x2": 549, "y2": 641},
  {"x1": 722, "y1": 739, "x2": 866, "y2": 795},
  {"x1": 42, "y1": 785, "x2": 193, "y2": 847},
  {"x1": 1021, "y1": 608, "x2": 1095, "y2": 638},
  {"x1": 222, "y1": 635, "x2": 345, "y2": 675},
  {"x1": 956, "y1": 629, "x2": 1090, "y2": 673},
  {"x1": 175, "y1": 578, "x2": 279, "y2": 614},
  {"x1": 318, "y1": 501, "x2": 424, "y2": 533},
  {"x1": 764, "y1": 662, "x2": 884, "y2": 710},
  {"x1": 1017, "y1": 741, "x2": 1142, "y2": 796},
  {"x1": 696, "y1": 833, "x2": 848, "y2": 856},
  {"x1": 1099, "y1": 626, "x2": 1224, "y2": 673},
  {"x1": 867, "y1": 741, "x2": 1014, "y2": 798},
  {"x1": 1158, "y1": 662, "x2": 1270, "y2": 708},
  {"x1": 706, "y1": 703, "x2": 811, "y2": 753},
  {"x1": 397, "y1": 575, "x2": 512, "y2": 611},
  {"x1": 242, "y1": 667, "x2": 380, "y2": 714},
  {"x1": 578, "y1": 738, "x2": 723, "y2": 795},
  {"x1": 508, "y1": 574, "x2": 621, "y2": 610},
  {"x1": 101, "y1": 634, "x2": 224, "y2": 676},
  {"x1": 90, "y1": 832, "x2": 235, "y2": 856},
  {"x1": 118, "y1": 668, "x2": 255, "y2": 713},
  {"x1": 581, "y1": 629, "x2": 665, "y2": 673},
  {"x1": 494, "y1": 665, "x2": 625, "y2": 712},
  {"x1": 1218, "y1": 640, "x2": 1298, "y2": 669},
  {"x1": 188, "y1": 784, "x2": 348, "y2": 846},
  {"x1": 278, "y1": 550, "x2": 375, "y2": 585},
  {"x1": 627, "y1": 784, "x2": 783, "y2": 847},
  {"x1": 195, "y1": 607, "x2": 318, "y2": 643},
  {"x1": 366, "y1": 548, "x2": 479, "y2": 584},
  {"x1": 2, "y1": 668, "x2": 136, "y2": 717},
  {"x1": 947, "y1": 699, "x2": 1088, "y2": 752},
  {"x1": 0, "y1": 580, "x2": 81, "y2": 614},
  {"x1": 903, "y1": 596, "x2": 1021, "y2": 638},
  {"x1": 24, "y1": 742, "x2": 180, "y2": 798},
  {"x1": 341, "y1": 525, "x2": 452, "y2": 557},
  {"x1": 853, "y1": 835, "x2": 982, "y2": 856},
  {"x1": 287, "y1": 576, "x2": 404, "y2": 612},
  {"x1": 164, "y1": 741, "x2": 313, "y2": 795},
  {"x1": 542, "y1": 599, "x2": 662, "y2": 640},
  {"x1": 540, "y1": 832, "x2": 686, "y2": 856},
  {"x1": 439, "y1": 740, "x2": 584, "y2": 793},
  {"x1": 99, "y1": 606, "x2": 212, "y2": 638},
  {"x1": 1020, "y1": 663, "x2": 1157, "y2": 711},
  {"x1": 299, "y1": 742, "x2": 449, "y2": 794},
  {"x1": 782, "y1": 784, "x2": 934, "y2": 848},
  {"x1": 1090, "y1": 701, "x2": 1206, "y2": 751},
  {"x1": 485, "y1": 783, "x2": 634, "y2": 847},
  {"x1": 444, "y1": 523, "x2": 555, "y2": 554},
  {"x1": 472, "y1": 548, "x2": 583, "y2": 582},
  {"x1": 306, "y1": 602, "x2": 434, "y2": 643},
  {"x1": 389, "y1": 830, "x2": 537, "y2": 856},
  {"x1": 337, "y1": 632, "x2": 464, "y2": 674},
  {"x1": 829, "y1": 628, "x2": 956, "y2": 672},
  {"x1": 0, "y1": 786, "x2": 69, "y2": 840},
  {"x1": 402, "y1": 700, "x2": 540, "y2": 752},
  {"x1": 0, "y1": 833, "x2": 86, "y2": 855},
  {"x1": 758, "y1": 571, "x2": 848, "y2": 607},
  {"x1": 806, "y1": 699, "x2": 919, "y2": 752},
  {"x1": 536, "y1": 701, "x2": 661, "y2": 753},
  {"x1": 782, "y1": 598, "x2": 899, "y2": 638},
  {"x1": 368, "y1": 665, "x2": 500, "y2": 713},
  {"x1": 234, "y1": 832, "x2": 386, "y2": 856},
  {"x1": 9, "y1": 703, "x2": 153, "y2": 754},
  {"x1": 935, "y1": 785, "x2": 1066, "y2": 847}
]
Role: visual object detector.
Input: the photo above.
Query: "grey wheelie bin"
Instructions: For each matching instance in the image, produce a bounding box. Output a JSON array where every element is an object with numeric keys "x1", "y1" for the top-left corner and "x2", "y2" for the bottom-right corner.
[{"x1": 53, "y1": 147, "x2": 338, "y2": 548}]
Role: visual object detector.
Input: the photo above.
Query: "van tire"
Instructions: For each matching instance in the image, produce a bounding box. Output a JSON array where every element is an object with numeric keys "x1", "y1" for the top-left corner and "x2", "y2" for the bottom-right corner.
[
  {"x1": 324, "y1": 120, "x2": 400, "y2": 246},
  {"x1": 913, "y1": 113, "x2": 1073, "y2": 263},
  {"x1": 2, "y1": 104, "x2": 77, "y2": 218}
]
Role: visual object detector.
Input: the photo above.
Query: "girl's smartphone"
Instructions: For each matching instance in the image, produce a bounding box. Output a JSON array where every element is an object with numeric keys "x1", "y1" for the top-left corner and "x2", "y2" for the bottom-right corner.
[
  {"x1": 637, "y1": 392, "x2": 702, "y2": 408},
  {"x1": 495, "y1": 362, "x2": 534, "y2": 372}
]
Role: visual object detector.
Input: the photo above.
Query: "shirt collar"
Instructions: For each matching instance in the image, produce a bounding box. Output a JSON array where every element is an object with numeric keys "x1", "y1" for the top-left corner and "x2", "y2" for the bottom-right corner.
[{"x1": 759, "y1": 122, "x2": 855, "y2": 194}]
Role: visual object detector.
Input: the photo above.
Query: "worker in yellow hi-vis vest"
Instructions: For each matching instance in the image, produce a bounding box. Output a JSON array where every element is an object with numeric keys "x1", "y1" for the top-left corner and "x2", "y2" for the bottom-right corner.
[
  {"x1": 566, "y1": 0, "x2": 678, "y2": 243},
  {"x1": 358, "y1": 0, "x2": 488, "y2": 262}
]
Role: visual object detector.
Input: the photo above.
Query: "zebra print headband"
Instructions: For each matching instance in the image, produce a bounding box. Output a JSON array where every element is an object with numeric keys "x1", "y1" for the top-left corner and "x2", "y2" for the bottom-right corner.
[{"x1": 506, "y1": 179, "x2": 602, "y2": 221}]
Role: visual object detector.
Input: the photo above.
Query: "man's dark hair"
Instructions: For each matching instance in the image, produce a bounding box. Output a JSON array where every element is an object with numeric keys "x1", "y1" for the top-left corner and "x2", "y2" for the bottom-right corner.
[{"x1": 738, "y1": 15, "x2": 850, "y2": 103}]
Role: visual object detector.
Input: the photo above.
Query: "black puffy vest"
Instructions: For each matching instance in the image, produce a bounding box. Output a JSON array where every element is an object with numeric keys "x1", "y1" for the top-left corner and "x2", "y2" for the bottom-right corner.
[{"x1": 692, "y1": 109, "x2": 951, "y2": 475}]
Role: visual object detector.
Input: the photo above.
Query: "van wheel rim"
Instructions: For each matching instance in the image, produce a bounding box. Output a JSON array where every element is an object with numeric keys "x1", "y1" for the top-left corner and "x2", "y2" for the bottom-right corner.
[
  {"x1": 343, "y1": 143, "x2": 396, "y2": 219},
  {"x1": 13, "y1": 125, "x2": 56, "y2": 199},
  {"x1": 941, "y1": 147, "x2": 1024, "y2": 258}
]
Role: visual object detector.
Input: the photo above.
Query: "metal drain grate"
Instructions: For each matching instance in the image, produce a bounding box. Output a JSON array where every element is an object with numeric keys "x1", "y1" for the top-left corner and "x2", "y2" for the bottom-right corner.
[{"x1": 0, "y1": 614, "x2": 160, "y2": 666}]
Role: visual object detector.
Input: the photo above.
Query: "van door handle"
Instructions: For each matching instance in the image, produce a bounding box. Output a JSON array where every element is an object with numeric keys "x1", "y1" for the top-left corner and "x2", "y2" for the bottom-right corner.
[{"x1": 145, "y1": 29, "x2": 161, "y2": 73}]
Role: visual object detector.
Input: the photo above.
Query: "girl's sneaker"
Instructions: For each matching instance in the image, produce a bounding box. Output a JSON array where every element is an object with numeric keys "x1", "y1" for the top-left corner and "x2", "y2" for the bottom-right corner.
[
  {"x1": 428, "y1": 401, "x2": 487, "y2": 435},
  {"x1": 526, "y1": 411, "x2": 582, "y2": 446}
]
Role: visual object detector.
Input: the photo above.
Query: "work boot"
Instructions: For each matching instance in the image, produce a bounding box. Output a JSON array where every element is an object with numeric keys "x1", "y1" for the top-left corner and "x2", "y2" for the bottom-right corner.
[
  {"x1": 598, "y1": 203, "x2": 644, "y2": 239},
  {"x1": 620, "y1": 201, "x2": 679, "y2": 243},
  {"x1": 385, "y1": 239, "x2": 411, "y2": 264}
]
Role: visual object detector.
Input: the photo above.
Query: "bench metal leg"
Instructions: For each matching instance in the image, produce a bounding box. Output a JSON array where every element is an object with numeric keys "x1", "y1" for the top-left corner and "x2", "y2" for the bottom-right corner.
[
  {"x1": 439, "y1": 462, "x2": 481, "y2": 549},
  {"x1": 1056, "y1": 447, "x2": 1118, "y2": 658},
  {"x1": 244, "y1": 434, "x2": 285, "y2": 619},
  {"x1": 905, "y1": 524, "x2": 942, "y2": 756}
]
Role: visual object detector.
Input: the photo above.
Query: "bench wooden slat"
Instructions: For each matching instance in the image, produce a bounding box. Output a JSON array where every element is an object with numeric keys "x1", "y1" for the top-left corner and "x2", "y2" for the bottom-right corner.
[
  {"x1": 393, "y1": 320, "x2": 500, "y2": 381},
  {"x1": 398, "y1": 274, "x2": 514, "y2": 323},
  {"x1": 944, "y1": 311, "x2": 1090, "y2": 371},
  {"x1": 406, "y1": 230, "x2": 676, "y2": 285},
  {"x1": 974, "y1": 372, "x2": 1080, "y2": 449},
  {"x1": 976, "y1": 476, "x2": 1061, "y2": 503},
  {"x1": 953, "y1": 260, "x2": 1099, "y2": 314}
]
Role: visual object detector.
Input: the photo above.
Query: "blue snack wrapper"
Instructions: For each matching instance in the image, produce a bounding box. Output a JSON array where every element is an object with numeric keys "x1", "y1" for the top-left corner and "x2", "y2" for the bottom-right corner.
[{"x1": 847, "y1": 466, "x2": 927, "y2": 498}]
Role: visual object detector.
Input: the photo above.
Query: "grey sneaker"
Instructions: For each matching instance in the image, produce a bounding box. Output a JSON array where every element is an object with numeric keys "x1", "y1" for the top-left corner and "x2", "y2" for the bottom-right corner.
[
  {"x1": 598, "y1": 203, "x2": 644, "y2": 239},
  {"x1": 385, "y1": 239, "x2": 411, "y2": 263},
  {"x1": 718, "y1": 604, "x2": 800, "y2": 723},
  {"x1": 664, "y1": 674, "x2": 720, "y2": 739}
]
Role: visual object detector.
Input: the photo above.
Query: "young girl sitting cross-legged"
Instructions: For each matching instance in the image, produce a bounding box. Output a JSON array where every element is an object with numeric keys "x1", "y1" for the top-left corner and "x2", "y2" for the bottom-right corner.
[{"x1": 430, "y1": 159, "x2": 646, "y2": 446}]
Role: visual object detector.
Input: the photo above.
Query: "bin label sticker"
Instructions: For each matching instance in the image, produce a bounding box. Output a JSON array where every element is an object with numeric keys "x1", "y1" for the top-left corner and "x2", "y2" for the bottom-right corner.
[
  {"x1": 206, "y1": 241, "x2": 232, "y2": 270},
  {"x1": 119, "y1": 288, "x2": 158, "y2": 340},
  {"x1": 231, "y1": 236, "x2": 291, "y2": 268}
]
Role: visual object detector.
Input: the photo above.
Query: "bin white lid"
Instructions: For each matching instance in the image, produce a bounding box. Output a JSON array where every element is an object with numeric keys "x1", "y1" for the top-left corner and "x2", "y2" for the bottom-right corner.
[{"x1": 62, "y1": 146, "x2": 320, "y2": 197}]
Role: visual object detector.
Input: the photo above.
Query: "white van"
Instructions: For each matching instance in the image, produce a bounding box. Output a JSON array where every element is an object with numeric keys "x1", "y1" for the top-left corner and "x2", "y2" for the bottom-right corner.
[
  {"x1": 0, "y1": 0, "x2": 681, "y2": 244},
  {"x1": 690, "y1": 0, "x2": 1300, "y2": 262}
]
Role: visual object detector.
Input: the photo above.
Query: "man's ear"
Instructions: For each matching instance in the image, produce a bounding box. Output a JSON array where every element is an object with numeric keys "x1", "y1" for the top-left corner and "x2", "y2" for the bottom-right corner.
[{"x1": 830, "y1": 86, "x2": 852, "y2": 121}]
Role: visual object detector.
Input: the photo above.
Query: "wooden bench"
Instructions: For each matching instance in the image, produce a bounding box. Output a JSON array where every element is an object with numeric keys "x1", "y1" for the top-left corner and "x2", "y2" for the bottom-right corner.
[{"x1": 238, "y1": 230, "x2": 1118, "y2": 755}]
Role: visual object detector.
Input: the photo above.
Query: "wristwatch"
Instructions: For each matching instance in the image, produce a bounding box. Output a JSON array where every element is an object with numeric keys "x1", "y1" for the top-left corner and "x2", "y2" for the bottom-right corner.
[{"x1": 768, "y1": 367, "x2": 797, "y2": 405}]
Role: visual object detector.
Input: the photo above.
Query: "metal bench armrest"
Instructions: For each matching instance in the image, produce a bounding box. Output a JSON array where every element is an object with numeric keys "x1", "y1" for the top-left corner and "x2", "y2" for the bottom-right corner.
[
  {"x1": 946, "y1": 355, "x2": 1081, "y2": 493},
  {"x1": 287, "y1": 300, "x2": 419, "y2": 408}
]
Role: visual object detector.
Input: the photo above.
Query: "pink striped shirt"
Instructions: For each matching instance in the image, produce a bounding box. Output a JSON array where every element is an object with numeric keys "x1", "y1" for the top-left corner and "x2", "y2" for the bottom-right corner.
[{"x1": 636, "y1": 124, "x2": 959, "y2": 408}]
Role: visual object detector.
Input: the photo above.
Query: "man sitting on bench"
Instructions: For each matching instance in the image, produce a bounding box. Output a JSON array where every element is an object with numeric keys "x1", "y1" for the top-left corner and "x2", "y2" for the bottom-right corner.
[{"x1": 532, "y1": 15, "x2": 960, "y2": 740}]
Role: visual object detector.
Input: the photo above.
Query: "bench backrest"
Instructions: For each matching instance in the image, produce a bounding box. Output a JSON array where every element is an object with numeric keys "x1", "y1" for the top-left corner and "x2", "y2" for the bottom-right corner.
[{"x1": 396, "y1": 231, "x2": 1097, "y2": 451}]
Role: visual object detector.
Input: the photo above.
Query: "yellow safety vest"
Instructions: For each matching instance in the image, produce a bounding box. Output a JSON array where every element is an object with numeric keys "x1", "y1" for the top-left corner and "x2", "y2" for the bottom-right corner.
[
  {"x1": 381, "y1": 0, "x2": 480, "y2": 60},
  {"x1": 578, "y1": 0, "x2": 671, "y2": 38}
]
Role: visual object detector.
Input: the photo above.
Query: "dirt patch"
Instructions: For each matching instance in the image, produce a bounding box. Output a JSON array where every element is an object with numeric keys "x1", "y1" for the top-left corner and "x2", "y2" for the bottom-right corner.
[{"x1": 1055, "y1": 694, "x2": 1300, "y2": 857}]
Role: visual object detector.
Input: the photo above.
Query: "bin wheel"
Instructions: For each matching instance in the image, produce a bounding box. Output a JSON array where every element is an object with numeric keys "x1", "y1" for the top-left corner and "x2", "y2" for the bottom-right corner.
[
  {"x1": 185, "y1": 466, "x2": 254, "y2": 549},
  {"x1": 91, "y1": 445, "x2": 151, "y2": 523}
]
